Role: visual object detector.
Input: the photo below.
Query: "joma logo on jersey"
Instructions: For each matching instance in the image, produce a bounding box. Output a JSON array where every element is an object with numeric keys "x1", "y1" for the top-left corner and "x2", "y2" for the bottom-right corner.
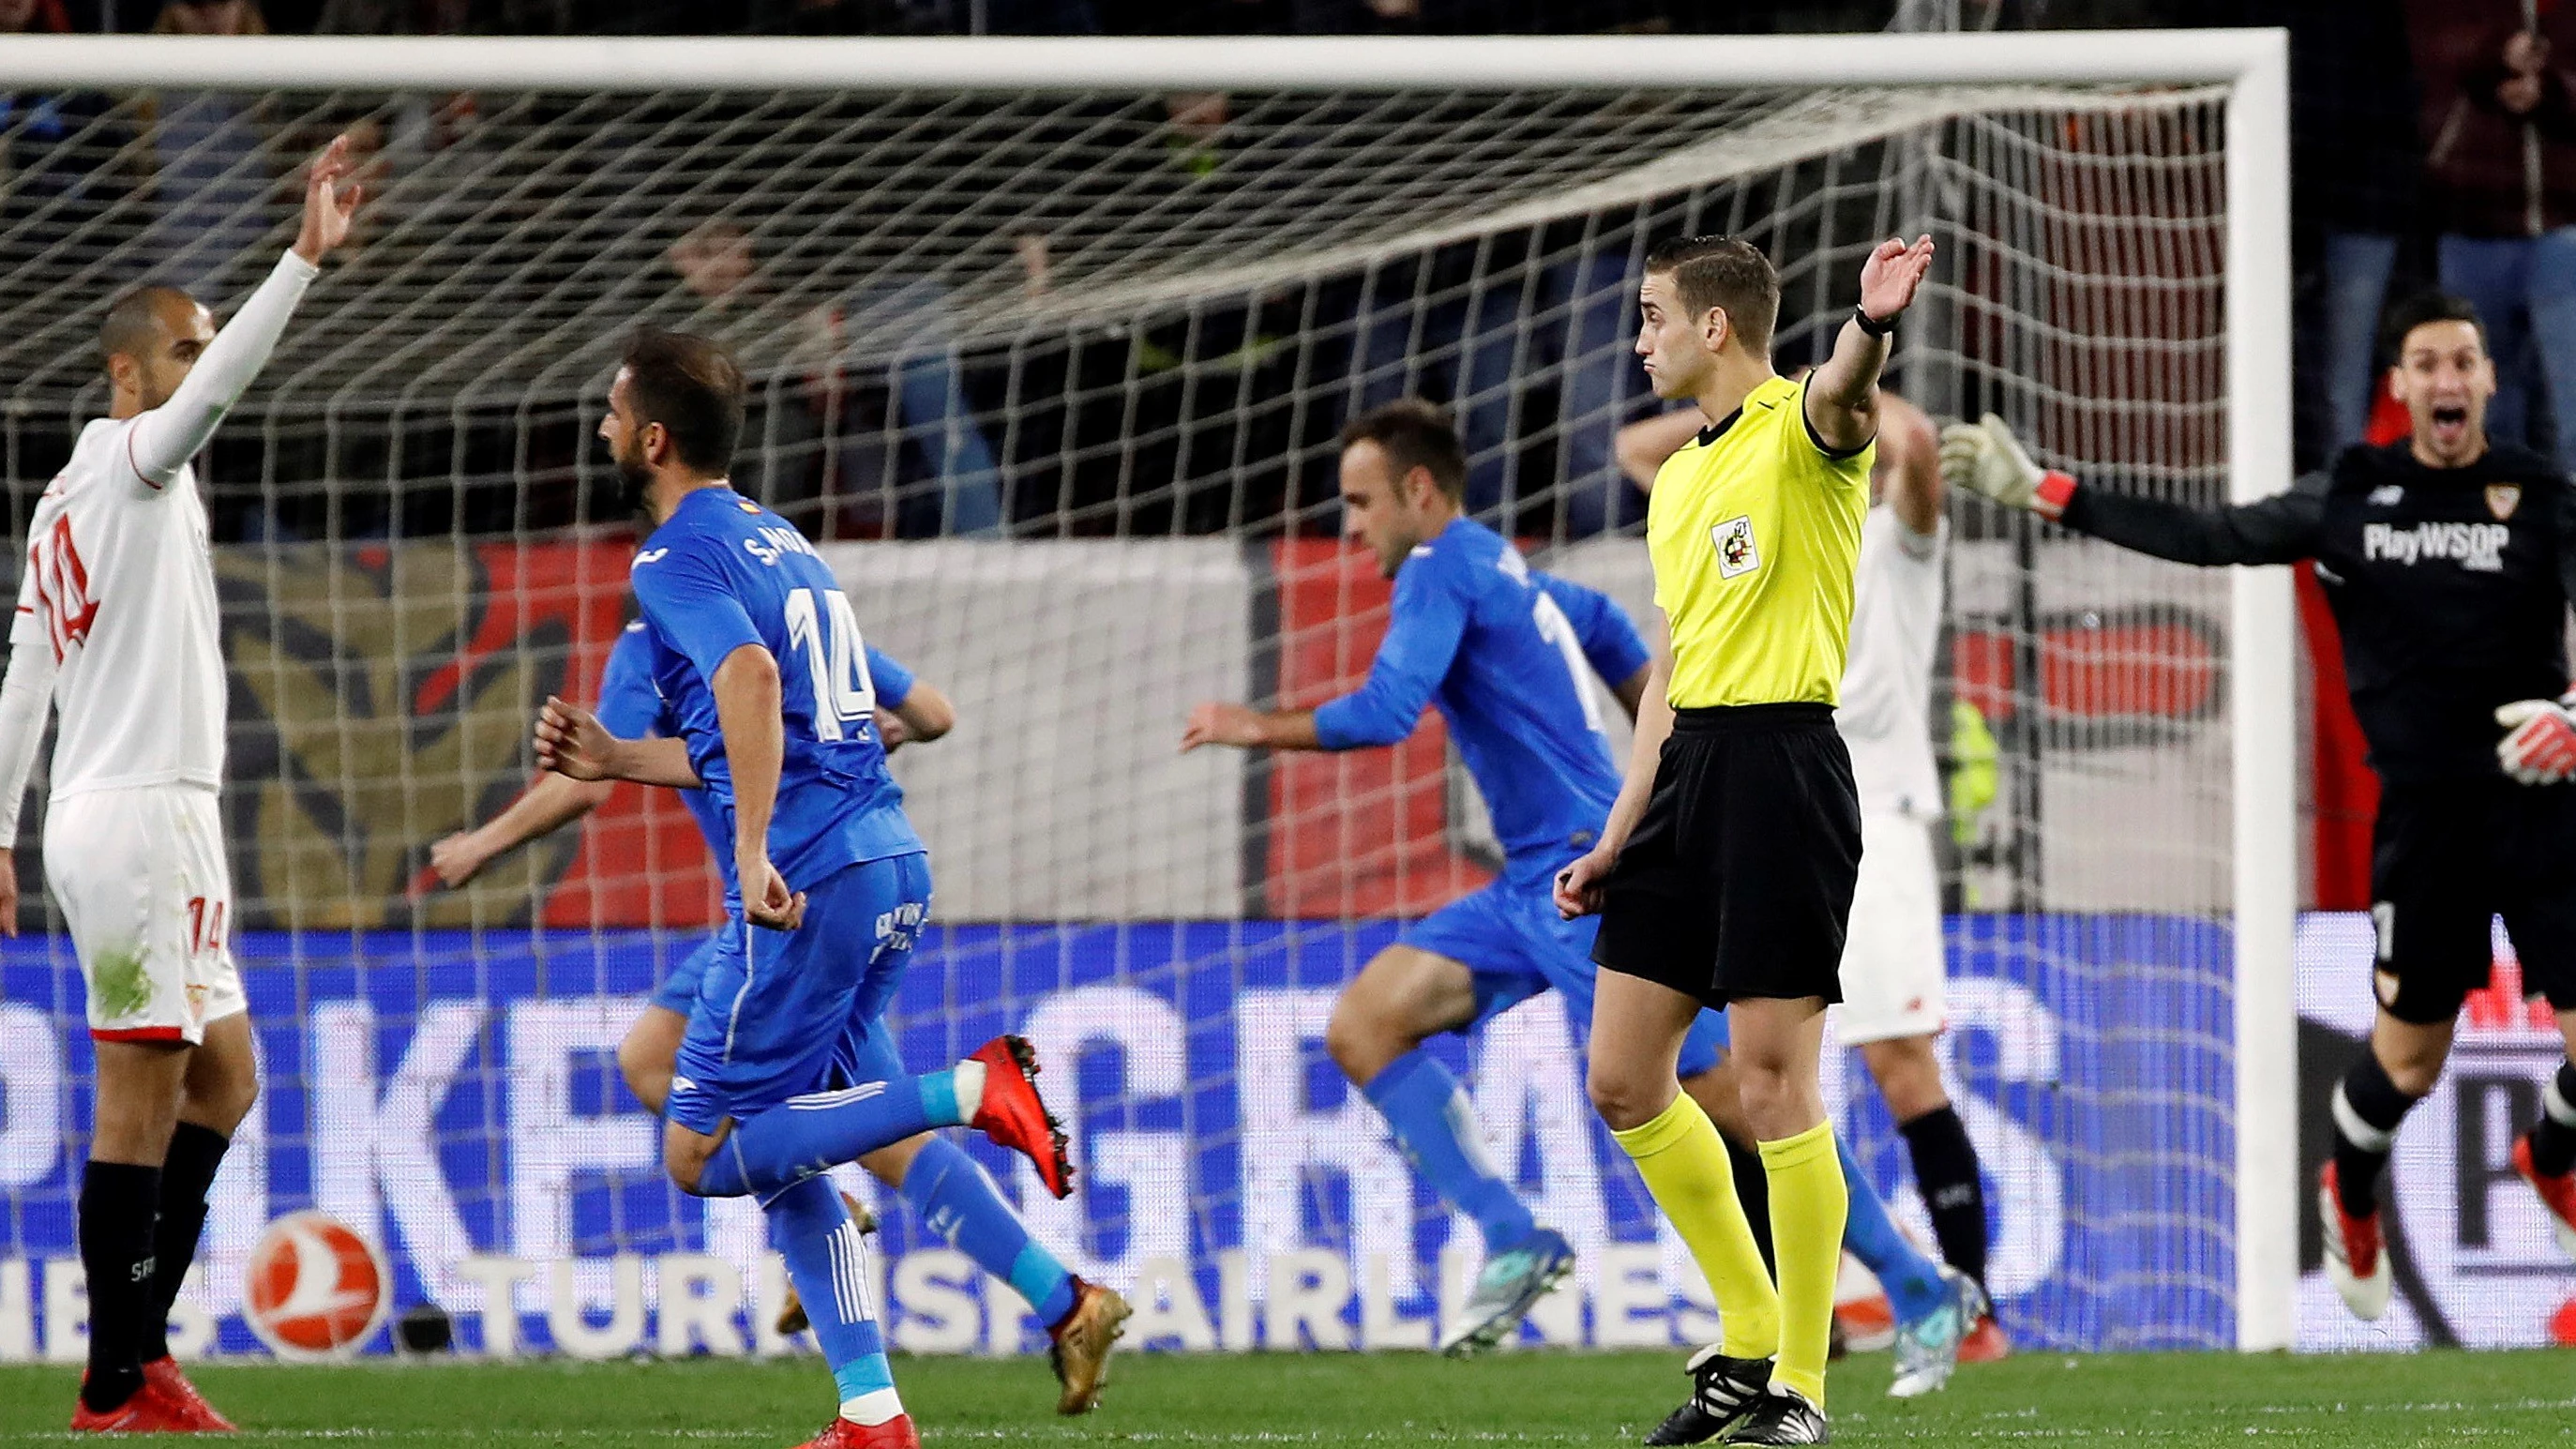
[
  {"x1": 1711, "y1": 515, "x2": 1761, "y2": 579},
  {"x1": 744, "y1": 525, "x2": 819, "y2": 567},
  {"x1": 2362, "y1": 521, "x2": 2509, "y2": 571}
]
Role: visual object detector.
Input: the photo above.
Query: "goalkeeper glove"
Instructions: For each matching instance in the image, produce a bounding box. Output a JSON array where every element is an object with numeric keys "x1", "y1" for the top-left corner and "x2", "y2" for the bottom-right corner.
[
  {"x1": 1938, "y1": 413, "x2": 2078, "y2": 521},
  {"x1": 2496, "y1": 693, "x2": 2576, "y2": 785}
]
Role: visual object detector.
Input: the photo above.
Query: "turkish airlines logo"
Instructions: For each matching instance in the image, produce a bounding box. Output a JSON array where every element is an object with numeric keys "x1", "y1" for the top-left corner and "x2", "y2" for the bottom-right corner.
[{"x1": 27, "y1": 515, "x2": 98, "y2": 663}]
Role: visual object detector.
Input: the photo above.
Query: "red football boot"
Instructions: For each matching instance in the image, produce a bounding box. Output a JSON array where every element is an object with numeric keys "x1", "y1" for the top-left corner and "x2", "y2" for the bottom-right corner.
[
  {"x1": 967, "y1": 1035, "x2": 1074, "y2": 1199},
  {"x1": 2317, "y1": 1161, "x2": 2391, "y2": 1321},
  {"x1": 142, "y1": 1358, "x2": 235, "y2": 1432},
  {"x1": 70, "y1": 1379, "x2": 195, "y2": 1433},
  {"x1": 791, "y1": 1414, "x2": 920, "y2": 1449},
  {"x1": 2512, "y1": 1134, "x2": 2576, "y2": 1260},
  {"x1": 1958, "y1": 1311, "x2": 2011, "y2": 1364}
]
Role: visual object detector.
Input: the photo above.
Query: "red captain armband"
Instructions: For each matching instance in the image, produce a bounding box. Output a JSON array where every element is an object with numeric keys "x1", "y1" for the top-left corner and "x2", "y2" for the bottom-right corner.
[{"x1": 2033, "y1": 470, "x2": 2077, "y2": 522}]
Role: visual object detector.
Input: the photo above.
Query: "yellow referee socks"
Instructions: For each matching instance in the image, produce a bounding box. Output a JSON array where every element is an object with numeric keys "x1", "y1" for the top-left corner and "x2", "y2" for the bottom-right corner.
[
  {"x1": 1609, "y1": 1093, "x2": 1779, "y2": 1361},
  {"x1": 1758, "y1": 1121, "x2": 1846, "y2": 1407}
]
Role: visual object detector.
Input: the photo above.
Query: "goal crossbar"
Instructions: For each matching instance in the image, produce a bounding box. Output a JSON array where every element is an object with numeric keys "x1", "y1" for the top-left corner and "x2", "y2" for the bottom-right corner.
[{"x1": 6, "y1": 29, "x2": 2284, "y2": 95}]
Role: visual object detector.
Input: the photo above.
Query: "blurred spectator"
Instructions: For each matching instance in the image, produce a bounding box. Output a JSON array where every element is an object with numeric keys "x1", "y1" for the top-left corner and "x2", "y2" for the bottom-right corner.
[
  {"x1": 310, "y1": 0, "x2": 466, "y2": 31},
  {"x1": 147, "y1": 0, "x2": 275, "y2": 294},
  {"x1": 0, "y1": 0, "x2": 72, "y2": 29},
  {"x1": 3, "y1": 0, "x2": 128, "y2": 234},
  {"x1": 2174, "y1": 0, "x2": 2421, "y2": 465},
  {"x1": 2408, "y1": 0, "x2": 2576, "y2": 466},
  {"x1": 1348, "y1": 233, "x2": 1640, "y2": 536},
  {"x1": 668, "y1": 219, "x2": 1005, "y2": 537}
]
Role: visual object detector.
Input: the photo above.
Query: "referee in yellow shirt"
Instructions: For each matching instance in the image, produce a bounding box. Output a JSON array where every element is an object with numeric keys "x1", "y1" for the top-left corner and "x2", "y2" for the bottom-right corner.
[{"x1": 1558, "y1": 231, "x2": 1933, "y2": 1445}]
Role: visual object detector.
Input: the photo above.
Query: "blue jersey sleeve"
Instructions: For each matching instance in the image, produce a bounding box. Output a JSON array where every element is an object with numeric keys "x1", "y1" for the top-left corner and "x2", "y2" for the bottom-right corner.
[
  {"x1": 1314, "y1": 552, "x2": 1469, "y2": 750},
  {"x1": 595, "y1": 623, "x2": 664, "y2": 738},
  {"x1": 630, "y1": 537, "x2": 765, "y2": 688},
  {"x1": 865, "y1": 644, "x2": 913, "y2": 710},
  {"x1": 1538, "y1": 573, "x2": 1650, "y2": 688}
]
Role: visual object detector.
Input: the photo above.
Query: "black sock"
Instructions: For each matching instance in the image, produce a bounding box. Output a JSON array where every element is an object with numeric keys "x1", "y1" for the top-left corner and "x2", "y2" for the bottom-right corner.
[
  {"x1": 1898, "y1": 1105, "x2": 1990, "y2": 1285},
  {"x1": 78, "y1": 1161, "x2": 161, "y2": 1413},
  {"x1": 140, "y1": 1124, "x2": 231, "y2": 1365},
  {"x1": 1721, "y1": 1133, "x2": 1776, "y2": 1275},
  {"x1": 2530, "y1": 1061, "x2": 2576, "y2": 1178},
  {"x1": 2331, "y1": 1052, "x2": 2418, "y2": 1216}
]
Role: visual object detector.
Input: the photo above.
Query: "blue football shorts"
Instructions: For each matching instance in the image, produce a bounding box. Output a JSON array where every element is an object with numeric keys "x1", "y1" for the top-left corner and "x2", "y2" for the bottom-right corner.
[
  {"x1": 665, "y1": 852, "x2": 932, "y2": 1137},
  {"x1": 1401, "y1": 874, "x2": 1728, "y2": 1079}
]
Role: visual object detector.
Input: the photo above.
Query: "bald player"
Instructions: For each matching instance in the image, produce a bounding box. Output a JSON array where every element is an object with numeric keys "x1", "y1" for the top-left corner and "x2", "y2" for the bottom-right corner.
[{"x1": 0, "y1": 139, "x2": 363, "y2": 1432}]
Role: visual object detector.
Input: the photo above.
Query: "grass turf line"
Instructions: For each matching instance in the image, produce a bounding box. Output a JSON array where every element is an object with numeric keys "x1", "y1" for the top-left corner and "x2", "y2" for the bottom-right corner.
[{"x1": 2, "y1": 1348, "x2": 2573, "y2": 1444}]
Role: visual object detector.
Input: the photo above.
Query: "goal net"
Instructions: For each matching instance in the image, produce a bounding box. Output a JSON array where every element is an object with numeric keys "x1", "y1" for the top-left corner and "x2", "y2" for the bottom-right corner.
[{"x1": 0, "y1": 34, "x2": 2299, "y2": 1363}]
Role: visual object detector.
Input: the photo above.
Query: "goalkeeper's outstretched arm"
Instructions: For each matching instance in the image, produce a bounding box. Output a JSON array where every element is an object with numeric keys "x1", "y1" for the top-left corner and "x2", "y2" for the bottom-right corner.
[{"x1": 1939, "y1": 414, "x2": 2326, "y2": 567}]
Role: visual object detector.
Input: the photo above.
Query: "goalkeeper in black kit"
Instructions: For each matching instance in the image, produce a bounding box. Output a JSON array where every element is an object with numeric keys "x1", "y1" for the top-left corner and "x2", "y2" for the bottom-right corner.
[{"x1": 1940, "y1": 292, "x2": 2576, "y2": 1323}]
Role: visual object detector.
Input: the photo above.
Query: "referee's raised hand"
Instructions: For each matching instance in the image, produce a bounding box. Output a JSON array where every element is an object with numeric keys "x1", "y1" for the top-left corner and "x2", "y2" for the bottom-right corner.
[{"x1": 1858, "y1": 234, "x2": 1936, "y2": 323}]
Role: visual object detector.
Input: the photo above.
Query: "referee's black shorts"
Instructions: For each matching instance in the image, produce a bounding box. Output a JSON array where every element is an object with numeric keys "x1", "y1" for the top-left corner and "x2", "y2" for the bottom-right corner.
[
  {"x1": 1590, "y1": 702, "x2": 1860, "y2": 1009},
  {"x1": 2370, "y1": 777, "x2": 2576, "y2": 1023}
]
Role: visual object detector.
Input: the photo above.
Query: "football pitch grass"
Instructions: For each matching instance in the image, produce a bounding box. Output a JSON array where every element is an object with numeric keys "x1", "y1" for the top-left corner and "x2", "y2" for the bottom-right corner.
[{"x1": 3, "y1": 1347, "x2": 2573, "y2": 1445}]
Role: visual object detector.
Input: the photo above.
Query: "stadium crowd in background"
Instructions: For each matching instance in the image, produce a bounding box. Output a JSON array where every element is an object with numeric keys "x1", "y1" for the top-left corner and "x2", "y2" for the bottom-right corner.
[{"x1": 3, "y1": 0, "x2": 2571, "y2": 537}]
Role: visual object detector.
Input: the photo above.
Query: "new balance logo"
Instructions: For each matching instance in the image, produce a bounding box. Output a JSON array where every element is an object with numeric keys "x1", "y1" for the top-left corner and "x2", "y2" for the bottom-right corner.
[{"x1": 2362, "y1": 521, "x2": 2508, "y2": 571}]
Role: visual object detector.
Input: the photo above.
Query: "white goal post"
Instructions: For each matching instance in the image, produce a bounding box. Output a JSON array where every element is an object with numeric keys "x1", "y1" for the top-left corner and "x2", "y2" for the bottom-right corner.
[{"x1": 0, "y1": 28, "x2": 2295, "y2": 1355}]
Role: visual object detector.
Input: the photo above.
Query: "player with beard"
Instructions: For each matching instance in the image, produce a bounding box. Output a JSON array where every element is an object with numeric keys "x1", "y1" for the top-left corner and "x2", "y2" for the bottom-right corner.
[
  {"x1": 537, "y1": 328, "x2": 1075, "y2": 1448},
  {"x1": 432, "y1": 627, "x2": 1127, "y2": 1414},
  {"x1": 1941, "y1": 291, "x2": 2576, "y2": 1322},
  {"x1": 0, "y1": 137, "x2": 360, "y2": 1433}
]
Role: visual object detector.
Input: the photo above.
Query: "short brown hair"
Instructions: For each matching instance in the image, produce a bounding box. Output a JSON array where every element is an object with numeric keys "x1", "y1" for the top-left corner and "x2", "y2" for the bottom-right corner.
[
  {"x1": 1644, "y1": 235, "x2": 1779, "y2": 355},
  {"x1": 621, "y1": 327, "x2": 746, "y2": 475},
  {"x1": 1339, "y1": 398, "x2": 1467, "y2": 501}
]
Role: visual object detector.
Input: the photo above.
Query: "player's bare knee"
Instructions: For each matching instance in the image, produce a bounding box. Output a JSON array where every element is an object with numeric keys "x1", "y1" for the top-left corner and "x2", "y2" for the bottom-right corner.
[
  {"x1": 2371, "y1": 1016, "x2": 2454, "y2": 1096},
  {"x1": 619, "y1": 1032, "x2": 671, "y2": 1112},
  {"x1": 663, "y1": 1125, "x2": 717, "y2": 1196},
  {"x1": 184, "y1": 1065, "x2": 259, "y2": 1136},
  {"x1": 1862, "y1": 1036, "x2": 1950, "y2": 1121},
  {"x1": 2381, "y1": 1051, "x2": 2447, "y2": 1098},
  {"x1": 1325, "y1": 995, "x2": 1404, "y2": 1084},
  {"x1": 1587, "y1": 1066, "x2": 1666, "y2": 1133}
]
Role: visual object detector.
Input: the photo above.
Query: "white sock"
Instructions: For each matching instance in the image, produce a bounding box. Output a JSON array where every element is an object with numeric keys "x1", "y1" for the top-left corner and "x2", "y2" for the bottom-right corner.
[
  {"x1": 840, "y1": 1387, "x2": 905, "y2": 1426},
  {"x1": 951, "y1": 1060, "x2": 988, "y2": 1120}
]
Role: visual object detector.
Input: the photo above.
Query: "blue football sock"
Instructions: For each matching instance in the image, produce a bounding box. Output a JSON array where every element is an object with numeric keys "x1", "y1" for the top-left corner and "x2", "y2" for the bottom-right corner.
[
  {"x1": 899, "y1": 1136, "x2": 1078, "y2": 1328},
  {"x1": 765, "y1": 1175, "x2": 904, "y2": 1426},
  {"x1": 1837, "y1": 1132, "x2": 1947, "y2": 1324},
  {"x1": 698, "y1": 1069, "x2": 969, "y2": 1199},
  {"x1": 1361, "y1": 1049, "x2": 1536, "y2": 1255}
]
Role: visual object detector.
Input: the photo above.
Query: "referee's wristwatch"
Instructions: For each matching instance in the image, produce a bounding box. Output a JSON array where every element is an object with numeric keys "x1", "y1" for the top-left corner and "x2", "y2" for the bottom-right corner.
[{"x1": 1852, "y1": 304, "x2": 1898, "y2": 338}]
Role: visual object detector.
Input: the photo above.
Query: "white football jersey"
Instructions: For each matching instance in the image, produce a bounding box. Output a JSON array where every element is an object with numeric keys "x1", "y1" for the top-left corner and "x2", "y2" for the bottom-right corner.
[
  {"x1": 12, "y1": 418, "x2": 229, "y2": 798},
  {"x1": 1837, "y1": 506, "x2": 1947, "y2": 820}
]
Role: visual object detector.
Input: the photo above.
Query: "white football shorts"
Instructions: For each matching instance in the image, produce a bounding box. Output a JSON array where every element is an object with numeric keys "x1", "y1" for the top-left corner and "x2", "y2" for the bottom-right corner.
[
  {"x1": 45, "y1": 784, "x2": 246, "y2": 1044},
  {"x1": 1834, "y1": 810, "x2": 1947, "y2": 1046}
]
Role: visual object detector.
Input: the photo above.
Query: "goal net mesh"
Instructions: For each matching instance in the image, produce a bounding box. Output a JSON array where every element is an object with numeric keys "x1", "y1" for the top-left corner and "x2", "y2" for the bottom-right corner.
[{"x1": 0, "y1": 74, "x2": 2238, "y2": 1358}]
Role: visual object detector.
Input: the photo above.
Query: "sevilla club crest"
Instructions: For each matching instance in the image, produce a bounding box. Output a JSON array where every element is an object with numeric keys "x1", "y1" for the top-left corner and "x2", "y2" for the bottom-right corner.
[{"x1": 2486, "y1": 484, "x2": 2522, "y2": 521}]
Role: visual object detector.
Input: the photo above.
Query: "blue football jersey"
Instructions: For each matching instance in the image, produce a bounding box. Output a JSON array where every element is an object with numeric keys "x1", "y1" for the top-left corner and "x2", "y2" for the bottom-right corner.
[
  {"x1": 628, "y1": 488, "x2": 924, "y2": 899},
  {"x1": 1312, "y1": 517, "x2": 1642, "y2": 885},
  {"x1": 600, "y1": 617, "x2": 913, "y2": 737}
]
